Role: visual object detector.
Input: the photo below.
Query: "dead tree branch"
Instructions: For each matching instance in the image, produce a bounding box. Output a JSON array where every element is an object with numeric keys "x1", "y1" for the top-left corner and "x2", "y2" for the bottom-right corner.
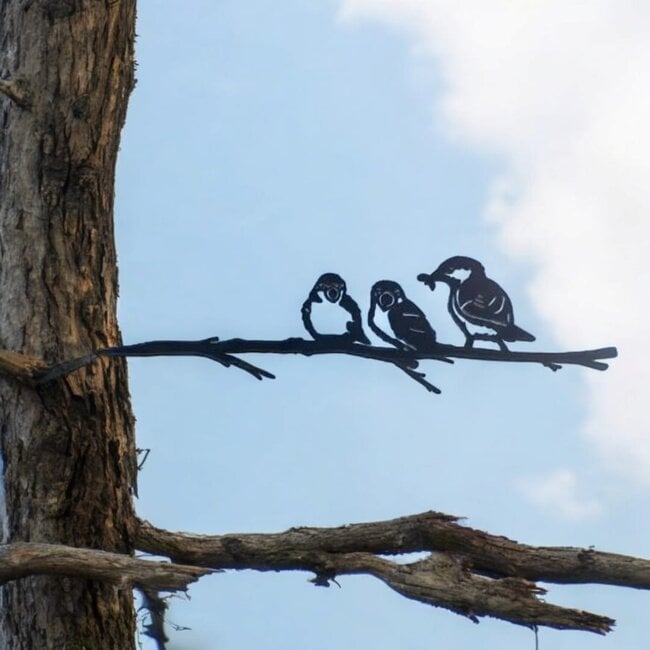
[
  {"x1": 0, "y1": 542, "x2": 212, "y2": 592},
  {"x1": 334, "y1": 553, "x2": 613, "y2": 633},
  {"x1": 135, "y1": 509, "x2": 650, "y2": 634},
  {"x1": 0, "y1": 515, "x2": 639, "y2": 634},
  {"x1": 135, "y1": 510, "x2": 650, "y2": 588}
]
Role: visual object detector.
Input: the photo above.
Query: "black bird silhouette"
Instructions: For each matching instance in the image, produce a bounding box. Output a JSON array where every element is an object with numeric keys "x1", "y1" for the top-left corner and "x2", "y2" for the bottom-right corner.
[
  {"x1": 301, "y1": 273, "x2": 370, "y2": 344},
  {"x1": 368, "y1": 280, "x2": 437, "y2": 351},
  {"x1": 417, "y1": 256, "x2": 535, "y2": 351}
]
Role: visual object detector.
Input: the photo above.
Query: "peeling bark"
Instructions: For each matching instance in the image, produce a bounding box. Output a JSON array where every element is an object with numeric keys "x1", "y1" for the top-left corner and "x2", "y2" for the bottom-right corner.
[{"x1": 0, "y1": 0, "x2": 137, "y2": 647}]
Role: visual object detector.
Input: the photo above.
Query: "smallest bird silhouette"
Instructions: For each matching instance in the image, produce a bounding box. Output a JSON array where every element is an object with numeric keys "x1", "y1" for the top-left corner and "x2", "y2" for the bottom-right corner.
[
  {"x1": 417, "y1": 256, "x2": 535, "y2": 351},
  {"x1": 368, "y1": 280, "x2": 437, "y2": 351},
  {"x1": 302, "y1": 273, "x2": 370, "y2": 344}
]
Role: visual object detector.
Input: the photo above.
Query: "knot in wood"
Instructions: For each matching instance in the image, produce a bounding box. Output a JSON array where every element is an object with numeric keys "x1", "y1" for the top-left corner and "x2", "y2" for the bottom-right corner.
[{"x1": 44, "y1": 0, "x2": 76, "y2": 20}]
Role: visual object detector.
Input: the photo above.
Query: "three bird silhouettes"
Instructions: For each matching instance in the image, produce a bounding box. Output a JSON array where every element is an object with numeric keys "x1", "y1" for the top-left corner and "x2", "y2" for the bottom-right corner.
[{"x1": 302, "y1": 257, "x2": 535, "y2": 352}]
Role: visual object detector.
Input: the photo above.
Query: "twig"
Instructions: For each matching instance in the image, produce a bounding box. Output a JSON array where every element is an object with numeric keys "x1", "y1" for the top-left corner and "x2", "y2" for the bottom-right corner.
[
  {"x1": 431, "y1": 343, "x2": 616, "y2": 371},
  {"x1": 396, "y1": 364, "x2": 441, "y2": 393}
]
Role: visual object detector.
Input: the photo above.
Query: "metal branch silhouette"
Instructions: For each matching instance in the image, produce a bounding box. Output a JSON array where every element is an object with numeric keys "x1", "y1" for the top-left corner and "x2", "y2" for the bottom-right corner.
[
  {"x1": 18, "y1": 264, "x2": 619, "y2": 392},
  {"x1": 86, "y1": 337, "x2": 616, "y2": 395}
]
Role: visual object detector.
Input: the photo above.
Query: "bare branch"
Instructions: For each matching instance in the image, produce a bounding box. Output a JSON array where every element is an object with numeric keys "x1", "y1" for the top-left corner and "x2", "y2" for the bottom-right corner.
[
  {"x1": 0, "y1": 542, "x2": 212, "y2": 591},
  {"x1": 135, "y1": 511, "x2": 650, "y2": 589},
  {"x1": 0, "y1": 516, "x2": 631, "y2": 634},
  {"x1": 134, "y1": 510, "x2": 650, "y2": 634},
  {"x1": 334, "y1": 553, "x2": 613, "y2": 634},
  {"x1": 396, "y1": 363, "x2": 441, "y2": 393}
]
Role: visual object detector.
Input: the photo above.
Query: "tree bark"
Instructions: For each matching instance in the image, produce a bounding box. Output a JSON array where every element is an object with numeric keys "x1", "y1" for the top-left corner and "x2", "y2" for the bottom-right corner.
[
  {"x1": 0, "y1": 542, "x2": 212, "y2": 591},
  {"x1": 0, "y1": 0, "x2": 137, "y2": 647}
]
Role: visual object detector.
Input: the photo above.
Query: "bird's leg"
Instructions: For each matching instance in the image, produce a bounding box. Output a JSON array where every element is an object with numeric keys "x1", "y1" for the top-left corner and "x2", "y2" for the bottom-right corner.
[
  {"x1": 496, "y1": 338, "x2": 509, "y2": 352},
  {"x1": 470, "y1": 333, "x2": 510, "y2": 352}
]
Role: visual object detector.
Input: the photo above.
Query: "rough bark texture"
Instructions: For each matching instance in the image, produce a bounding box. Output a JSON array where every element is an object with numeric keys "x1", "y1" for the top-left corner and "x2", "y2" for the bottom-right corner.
[
  {"x1": 135, "y1": 511, "x2": 650, "y2": 589},
  {"x1": 0, "y1": 0, "x2": 137, "y2": 647},
  {"x1": 0, "y1": 542, "x2": 212, "y2": 591},
  {"x1": 135, "y1": 511, "x2": 650, "y2": 634}
]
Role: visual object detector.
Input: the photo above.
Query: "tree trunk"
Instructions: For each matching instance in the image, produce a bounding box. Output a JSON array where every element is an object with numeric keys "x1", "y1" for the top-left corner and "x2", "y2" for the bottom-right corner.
[{"x1": 0, "y1": 1, "x2": 137, "y2": 647}]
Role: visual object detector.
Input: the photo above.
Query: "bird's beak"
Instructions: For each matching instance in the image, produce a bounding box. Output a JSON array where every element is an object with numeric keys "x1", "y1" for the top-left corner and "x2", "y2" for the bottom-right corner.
[{"x1": 417, "y1": 272, "x2": 436, "y2": 291}]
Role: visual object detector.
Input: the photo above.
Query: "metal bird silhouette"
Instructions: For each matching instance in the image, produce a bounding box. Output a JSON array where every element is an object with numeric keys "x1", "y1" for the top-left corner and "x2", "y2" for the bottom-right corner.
[
  {"x1": 368, "y1": 280, "x2": 437, "y2": 351},
  {"x1": 417, "y1": 256, "x2": 535, "y2": 351},
  {"x1": 301, "y1": 273, "x2": 370, "y2": 344}
]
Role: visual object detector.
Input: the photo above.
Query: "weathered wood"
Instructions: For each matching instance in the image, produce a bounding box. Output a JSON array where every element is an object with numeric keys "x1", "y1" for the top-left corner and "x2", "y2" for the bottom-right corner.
[
  {"x1": 0, "y1": 0, "x2": 138, "y2": 647},
  {"x1": 0, "y1": 350, "x2": 47, "y2": 386},
  {"x1": 136, "y1": 511, "x2": 650, "y2": 589},
  {"x1": 136, "y1": 513, "x2": 630, "y2": 634},
  {"x1": 0, "y1": 542, "x2": 212, "y2": 591},
  {"x1": 335, "y1": 553, "x2": 613, "y2": 634}
]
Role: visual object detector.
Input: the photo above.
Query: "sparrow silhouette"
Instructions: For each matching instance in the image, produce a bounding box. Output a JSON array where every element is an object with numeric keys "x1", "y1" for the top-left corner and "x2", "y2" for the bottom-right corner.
[
  {"x1": 418, "y1": 256, "x2": 535, "y2": 351},
  {"x1": 302, "y1": 273, "x2": 370, "y2": 344},
  {"x1": 368, "y1": 280, "x2": 437, "y2": 351}
]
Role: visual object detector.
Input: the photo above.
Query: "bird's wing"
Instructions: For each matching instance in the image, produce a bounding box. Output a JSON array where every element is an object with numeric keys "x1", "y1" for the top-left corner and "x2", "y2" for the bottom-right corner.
[
  {"x1": 456, "y1": 278, "x2": 513, "y2": 329},
  {"x1": 340, "y1": 294, "x2": 371, "y2": 344},
  {"x1": 389, "y1": 301, "x2": 436, "y2": 348},
  {"x1": 301, "y1": 295, "x2": 320, "y2": 339}
]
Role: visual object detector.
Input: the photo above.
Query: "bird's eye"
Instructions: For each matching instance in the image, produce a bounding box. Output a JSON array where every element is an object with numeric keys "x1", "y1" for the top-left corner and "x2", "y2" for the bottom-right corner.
[{"x1": 379, "y1": 293, "x2": 394, "y2": 309}]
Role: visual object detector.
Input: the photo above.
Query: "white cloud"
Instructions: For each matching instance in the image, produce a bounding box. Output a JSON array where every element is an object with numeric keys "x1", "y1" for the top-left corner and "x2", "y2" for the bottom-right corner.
[
  {"x1": 339, "y1": 0, "x2": 650, "y2": 483},
  {"x1": 518, "y1": 469, "x2": 604, "y2": 521}
]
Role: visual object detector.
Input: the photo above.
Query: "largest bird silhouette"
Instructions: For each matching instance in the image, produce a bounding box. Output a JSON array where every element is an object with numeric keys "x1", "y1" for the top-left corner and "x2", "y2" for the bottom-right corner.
[
  {"x1": 368, "y1": 280, "x2": 437, "y2": 351},
  {"x1": 417, "y1": 256, "x2": 535, "y2": 351},
  {"x1": 302, "y1": 273, "x2": 370, "y2": 344}
]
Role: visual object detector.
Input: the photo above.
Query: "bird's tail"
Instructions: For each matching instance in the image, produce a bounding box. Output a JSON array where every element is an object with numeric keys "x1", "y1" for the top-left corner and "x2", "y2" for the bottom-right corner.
[{"x1": 503, "y1": 325, "x2": 536, "y2": 342}]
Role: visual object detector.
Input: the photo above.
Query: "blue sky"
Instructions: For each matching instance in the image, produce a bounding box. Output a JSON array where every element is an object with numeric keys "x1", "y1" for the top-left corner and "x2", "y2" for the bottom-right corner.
[{"x1": 116, "y1": 2, "x2": 649, "y2": 648}]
